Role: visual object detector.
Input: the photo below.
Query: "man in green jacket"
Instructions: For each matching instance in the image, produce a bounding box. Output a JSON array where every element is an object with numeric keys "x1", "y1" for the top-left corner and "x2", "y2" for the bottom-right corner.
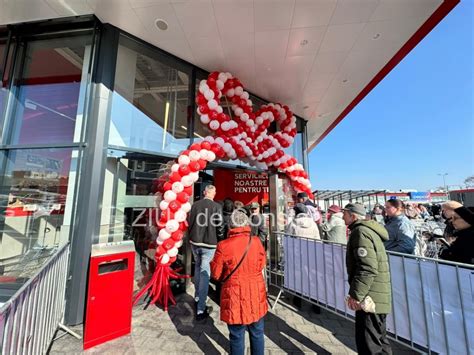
[{"x1": 343, "y1": 203, "x2": 392, "y2": 354}]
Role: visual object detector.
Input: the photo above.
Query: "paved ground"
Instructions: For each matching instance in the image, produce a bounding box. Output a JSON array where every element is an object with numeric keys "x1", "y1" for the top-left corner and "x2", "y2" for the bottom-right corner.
[{"x1": 49, "y1": 284, "x2": 418, "y2": 354}]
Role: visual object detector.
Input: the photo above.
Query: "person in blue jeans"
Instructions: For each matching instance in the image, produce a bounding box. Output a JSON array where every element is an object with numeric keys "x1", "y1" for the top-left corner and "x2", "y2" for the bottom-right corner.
[{"x1": 187, "y1": 185, "x2": 224, "y2": 321}]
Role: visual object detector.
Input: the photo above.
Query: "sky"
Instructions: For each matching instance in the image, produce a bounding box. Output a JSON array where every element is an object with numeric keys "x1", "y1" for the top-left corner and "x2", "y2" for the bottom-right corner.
[{"x1": 308, "y1": 0, "x2": 473, "y2": 192}]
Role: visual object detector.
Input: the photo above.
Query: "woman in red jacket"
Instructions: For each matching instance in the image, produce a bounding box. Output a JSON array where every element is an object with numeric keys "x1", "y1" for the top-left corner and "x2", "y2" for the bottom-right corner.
[{"x1": 211, "y1": 209, "x2": 268, "y2": 355}]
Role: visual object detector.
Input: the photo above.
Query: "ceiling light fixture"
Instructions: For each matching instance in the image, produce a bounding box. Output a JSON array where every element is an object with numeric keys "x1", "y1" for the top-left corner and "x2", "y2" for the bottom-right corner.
[
  {"x1": 303, "y1": 105, "x2": 309, "y2": 109},
  {"x1": 342, "y1": 79, "x2": 348, "y2": 83},
  {"x1": 372, "y1": 33, "x2": 381, "y2": 40},
  {"x1": 155, "y1": 19, "x2": 169, "y2": 31},
  {"x1": 300, "y1": 39, "x2": 308, "y2": 46}
]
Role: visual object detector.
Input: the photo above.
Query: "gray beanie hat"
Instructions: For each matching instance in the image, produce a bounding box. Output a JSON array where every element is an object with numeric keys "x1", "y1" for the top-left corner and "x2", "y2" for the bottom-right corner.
[{"x1": 230, "y1": 209, "x2": 250, "y2": 228}]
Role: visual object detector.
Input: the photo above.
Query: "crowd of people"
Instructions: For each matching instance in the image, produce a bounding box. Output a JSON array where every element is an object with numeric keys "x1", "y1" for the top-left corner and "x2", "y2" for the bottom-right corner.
[{"x1": 184, "y1": 184, "x2": 473, "y2": 355}]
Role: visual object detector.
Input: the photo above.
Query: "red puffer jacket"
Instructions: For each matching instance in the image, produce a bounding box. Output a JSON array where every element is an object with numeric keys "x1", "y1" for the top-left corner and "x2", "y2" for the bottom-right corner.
[{"x1": 210, "y1": 226, "x2": 268, "y2": 325}]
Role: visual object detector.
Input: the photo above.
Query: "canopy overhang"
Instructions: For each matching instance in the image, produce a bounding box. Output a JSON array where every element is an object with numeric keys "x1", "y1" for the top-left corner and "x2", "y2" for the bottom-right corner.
[{"x1": 0, "y1": 0, "x2": 459, "y2": 149}]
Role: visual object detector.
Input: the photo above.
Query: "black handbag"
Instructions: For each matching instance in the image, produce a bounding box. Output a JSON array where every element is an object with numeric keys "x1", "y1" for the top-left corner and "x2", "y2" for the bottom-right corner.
[{"x1": 220, "y1": 235, "x2": 253, "y2": 283}]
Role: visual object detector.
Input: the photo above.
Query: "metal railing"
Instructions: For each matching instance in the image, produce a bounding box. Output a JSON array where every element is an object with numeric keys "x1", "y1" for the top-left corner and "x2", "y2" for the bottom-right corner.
[
  {"x1": 267, "y1": 231, "x2": 474, "y2": 355},
  {"x1": 0, "y1": 243, "x2": 70, "y2": 355}
]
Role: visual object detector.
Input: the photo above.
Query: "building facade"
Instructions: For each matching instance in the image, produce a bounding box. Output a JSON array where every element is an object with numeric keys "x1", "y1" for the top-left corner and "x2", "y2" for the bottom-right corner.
[{"x1": 0, "y1": 17, "x2": 306, "y2": 324}]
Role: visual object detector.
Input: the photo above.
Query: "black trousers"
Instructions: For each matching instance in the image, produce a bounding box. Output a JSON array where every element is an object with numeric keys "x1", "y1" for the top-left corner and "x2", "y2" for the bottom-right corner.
[{"x1": 355, "y1": 311, "x2": 392, "y2": 355}]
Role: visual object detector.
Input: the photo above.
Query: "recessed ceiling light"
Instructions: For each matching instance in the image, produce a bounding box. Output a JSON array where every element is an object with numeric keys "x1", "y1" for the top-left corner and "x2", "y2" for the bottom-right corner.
[
  {"x1": 342, "y1": 79, "x2": 348, "y2": 83},
  {"x1": 303, "y1": 105, "x2": 309, "y2": 109},
  {"x1": 300, "y1": 39, "x2": 308, "y2": 46},
  {"x1": 155, "y1": 19, "x2": 169, "y2": 31},
  {"x1": 372, "y1": 33, "x2": 381, "y2": 40}
]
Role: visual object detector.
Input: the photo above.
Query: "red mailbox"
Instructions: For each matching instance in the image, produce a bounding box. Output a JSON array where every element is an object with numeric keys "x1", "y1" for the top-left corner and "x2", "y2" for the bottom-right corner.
[{"x1": 84, "y1": 241, "x2": 135, "y2": 350}]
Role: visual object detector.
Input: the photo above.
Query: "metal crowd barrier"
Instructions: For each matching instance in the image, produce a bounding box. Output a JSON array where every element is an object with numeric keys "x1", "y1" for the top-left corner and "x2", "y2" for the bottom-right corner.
[
  {"x1": 0, "y1": 243, "x2": 70, "y2": 355},
  {"x1": 268, "y1": 231, "x2": 474, "y2": 355}
]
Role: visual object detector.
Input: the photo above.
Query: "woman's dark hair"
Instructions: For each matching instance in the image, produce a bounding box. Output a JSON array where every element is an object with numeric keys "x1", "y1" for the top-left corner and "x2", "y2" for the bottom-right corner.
[
  {"x1": 223, "y1": 198, "x2": 234, "y2": 213},
  {"x1": 386, "y1": 198, "x2": 404, "y2": 210}
]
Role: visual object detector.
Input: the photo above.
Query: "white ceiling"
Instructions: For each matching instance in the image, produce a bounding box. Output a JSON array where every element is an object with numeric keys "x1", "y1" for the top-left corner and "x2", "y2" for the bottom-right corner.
[{"x1": 0, "y1": 0, "x2": 447, "y2": 148}]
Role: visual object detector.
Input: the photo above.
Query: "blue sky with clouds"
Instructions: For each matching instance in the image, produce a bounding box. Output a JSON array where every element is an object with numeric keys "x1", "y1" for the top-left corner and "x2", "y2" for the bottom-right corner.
[{"x1": 308, "y1": 0, "x2": 473, "y2": 192}]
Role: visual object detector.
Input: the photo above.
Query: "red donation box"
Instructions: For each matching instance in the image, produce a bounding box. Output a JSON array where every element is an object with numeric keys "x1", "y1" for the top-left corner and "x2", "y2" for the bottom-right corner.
[{"x1": 84, "y1": 241, "x2": 135, "y2": 350}]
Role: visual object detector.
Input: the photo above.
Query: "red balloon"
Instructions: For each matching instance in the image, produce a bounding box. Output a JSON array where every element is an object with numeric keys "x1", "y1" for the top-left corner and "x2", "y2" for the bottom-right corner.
[
  {"x1": 209, "y1": 110, "x2": 219, "y2": 120},
  {"x1": 181, "y1": 150, "x2": 190, "y2": 156},
  {"x1": 168, "y1": 200, "x2": 181, "y2": 212},
  {"x1": 170, "y1": 172, "x2": 182, "y2": 182},
  {"x1": 171, "y1": 230, "x2": 184, "y2": 241},
  {"x1": 198, "y1": 104, "x2": 209, "y2": 114},
  {"x1": 177, "y1": 192, "x2": 189, "y2": 203},
  {"x1": 156, "y1": 246, "x2": 166, "y2": 256},
  {"x1": 210, "y1": 143, "x2": 221, "y2": 153},
  {"x1": 178, "y1": 165, "x2": 190, "y2": 176},
  {"x1": 189, "y1": 161, "x2": 201, "y2": 172},
  {"x1": 207, "y1": 77, "x2": 216, "y2": 88},
  {"x1": 162, "y1": 238, "x2": 175, "y2": 250},
  {"x1": 209, "y1": 71, "x2": 219, "y2": 80},
  {"x1": 190, "y1": 143, "x2": 201, "y2": 151},
  {"x1": 183, "y1": 186, "x2": 193, "y2": 195},
  {"x1": 196, "y1": 94, "x2": 207, "y2": 105},
  {"x1": 163, "y1": 209, "x2": 175, "y2": 220},
  {"x1": 198, "y1": 159, "x2": 207, "y2": 169},
  {"x1": 169, "y1": 256, "x2": 177, "y2": 264},
  {"x1": 163, "y1": 182, "x2": 172, "y2": 192},
  {"x1": 179, "y1": 222, "x2": 188, "y2": 231},
  {"x1": 201, "y1": 141, "x2": 211, "y2": 150}
]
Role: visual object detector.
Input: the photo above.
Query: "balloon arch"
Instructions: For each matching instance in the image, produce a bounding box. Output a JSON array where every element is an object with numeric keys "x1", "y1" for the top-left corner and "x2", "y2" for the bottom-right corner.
[{"x1": 134, "y1": 71, "x2": 313, "y2": 309}]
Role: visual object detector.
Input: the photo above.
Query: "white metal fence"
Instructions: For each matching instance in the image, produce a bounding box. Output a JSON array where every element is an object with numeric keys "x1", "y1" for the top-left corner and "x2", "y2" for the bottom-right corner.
[
  {"x1": 0, "y1": 243, "x2": 69, "y2": 355},
  {"x1": 268, "y1": 232, "x2": 474, "y2": 355}
]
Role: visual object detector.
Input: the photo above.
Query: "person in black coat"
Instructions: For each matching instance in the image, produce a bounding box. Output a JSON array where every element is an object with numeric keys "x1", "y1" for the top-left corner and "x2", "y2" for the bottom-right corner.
[
  {"x1": 187, "y1": 185, "x2": 224, "y2": 320},
  {"x1": 222, "y1": 198, "x2": 234, "y2": 239},
  {"x1": 439, "y1": 202, "x2": 474, "y2": 265}
]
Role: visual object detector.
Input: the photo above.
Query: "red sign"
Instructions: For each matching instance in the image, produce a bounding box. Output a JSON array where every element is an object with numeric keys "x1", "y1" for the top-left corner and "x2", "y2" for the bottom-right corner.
[{"x1": 214, "y1": 168, "x2": 269, "y2": 206}]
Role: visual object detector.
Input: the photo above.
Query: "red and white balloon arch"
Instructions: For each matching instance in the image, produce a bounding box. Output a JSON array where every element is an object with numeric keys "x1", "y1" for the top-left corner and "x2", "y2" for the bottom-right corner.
[{"x1": 134, "y1": 71, "x2": 313, "y2": 309}]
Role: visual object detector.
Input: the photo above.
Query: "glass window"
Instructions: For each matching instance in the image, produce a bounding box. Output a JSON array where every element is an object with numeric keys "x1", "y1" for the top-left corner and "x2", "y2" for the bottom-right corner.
[
  {"x1": 6, "y1": 35, "x2": 92, "y2": 145},
  {"x1": 109, "y1": 36, "x2": 191, "y2": 156},
  {"x1": 0, "y1": 148, "x2": 78, "y2": 280}
]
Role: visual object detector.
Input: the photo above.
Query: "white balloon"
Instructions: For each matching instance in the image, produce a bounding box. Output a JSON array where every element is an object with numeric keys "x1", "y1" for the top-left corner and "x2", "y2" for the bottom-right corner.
[
  {"x1": 160, "y1": 254, "x2": 170, "y2": 264},
  {"x1": 225, "y1": 72, "x2": 232, "y2": 79},
  {"x1": 189, "y1": 150, "x2": 201, "y2": 161},
  {"x1": 175, "y1": 240, "x2": 183, "y2": 248},
  {"x1": 242, "y1": 92, "x2": 249, "y2": 100},
  {"x1": 174, "y1": 210, "x2": 187, "y2": 222},
  {"x1": 247, "y1": 100, "x2": 252, "y2": 107},
  {"x1": 226, "y1": 88, "x2": 235, "y2": 97},
  {"x1": 207, "y1": 151, "x2": 216, "y2": 161},
  {"x1": 207, "y1": 99, "x2": 218, "y2": 109},
  {"x1": 216, "y1": 80, "x2": 224, "y2": 90},
  {"x1": 221, "y1": 121, "x2": 231, "y2": 131},
  {"x1": 172, "y1": 181, "x2": 184, "y2": 193},
  {"x1": 164, "y1": 190, "x2": 177, "y2": 202},
  {"x1": 204, "y1": 89, "x2": 214, "y2": 100},
  {"x1": 215, "y1": 137, "x2": 225, "y2": 146},
  {"x1": 181, "y1": 202, "x2": 191, "y2": 213},
  {"x1": 167, "y1": 247, "x2": 179, "y2": 257},
  {"x1": 256, "y1": 117, "x2": 263, "y2": 125},
  {"x1": 159, "y1": 228, "x2": 171, "y2": 240},
  {"x1": 209, "y1": 120, "x2": 220, "y2": 130},
  {"x1": 156, "y1": 238, "x2": 164, "y2": 245},
  {"x1": 165, "y1": 219, "x2": 179, "y2": 233},
  {"x1": 218, "y1": 72, "x2": 227, "y2": 82},
  {"x1": 235, "y1": 86, "x2": 243, "y2": 96},
  {"x1": 223, "y1": 143, "x2": 232, "y2": 152},
  {"x1": 178, "y1": 155, "x2": 190, "y2": 165},
  {"x1": 246, "y1": 119, "x2": 254, "y2": 127},
  {"x1": 171, "y1": 163, "x2": 180, "y2": 172},
  {"x1": 234, "y1": 107, "x2": 243, "y2": 116},
  {"x1": 190, "y1": 171, "x2": 200, "y2": 182},
  {"x1": 241, "y1": 113, "x2": 249, "y2": 121},
  {"x1": 198, "y1": 82, "x2": 209, "y2": 94},
  {"x1": 200, "y1": 114, "x2": 210, "y2": 124},
  {"x1": 216, "y1": 106, "x2": 223, "y2": 113},
  {"x1": 159, "y1": 200, "x2": 169, "y2": 211},
  {"x1": 204, "y1": 136, "x2": 214, "y2": 143},
  {"x1": 199, "y1": 149, "x2": 209, "y2": 160},
  {"x1": 181, "y1": 175, "x2": 194, "y2": 187}
]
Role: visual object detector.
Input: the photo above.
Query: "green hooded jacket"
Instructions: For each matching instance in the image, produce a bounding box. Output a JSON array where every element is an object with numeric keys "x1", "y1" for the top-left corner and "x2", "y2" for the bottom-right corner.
[{"x1": 346, "y1": 220, "x2": 392, "y2": 314}]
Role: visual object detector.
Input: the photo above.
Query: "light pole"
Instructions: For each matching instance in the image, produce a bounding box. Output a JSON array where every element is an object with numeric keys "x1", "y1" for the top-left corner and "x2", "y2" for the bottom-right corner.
[{"x1": 438, "y1": 173, "x2": 448, "y2": 196}]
